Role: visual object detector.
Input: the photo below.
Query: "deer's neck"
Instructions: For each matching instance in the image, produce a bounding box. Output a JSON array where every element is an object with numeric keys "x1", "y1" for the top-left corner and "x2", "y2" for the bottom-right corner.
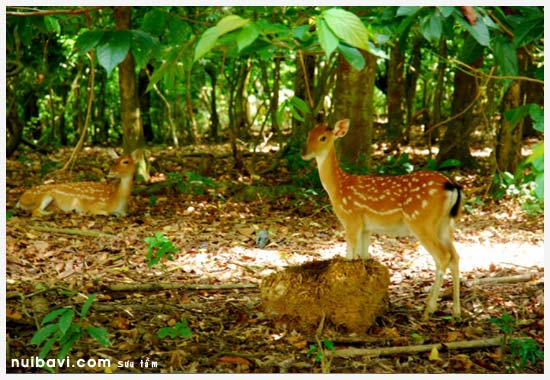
[
  {"x1": 316, "y1": 147, "x2": 345, "y2": 200},
  {"x1": 110, "y1": 175, "x2": 134, "y2": 214}
]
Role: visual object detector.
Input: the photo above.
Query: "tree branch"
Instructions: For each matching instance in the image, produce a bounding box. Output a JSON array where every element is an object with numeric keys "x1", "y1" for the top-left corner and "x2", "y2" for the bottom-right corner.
[{"x1": 6, "y1": 6, "x2": 107, "y2": 17}]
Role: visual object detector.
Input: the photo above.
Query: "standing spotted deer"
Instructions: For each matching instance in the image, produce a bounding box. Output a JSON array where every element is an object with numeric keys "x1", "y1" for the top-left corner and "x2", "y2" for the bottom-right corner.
[{"x1": 301, "y1": 119, "x2": 463, "y2": 320}]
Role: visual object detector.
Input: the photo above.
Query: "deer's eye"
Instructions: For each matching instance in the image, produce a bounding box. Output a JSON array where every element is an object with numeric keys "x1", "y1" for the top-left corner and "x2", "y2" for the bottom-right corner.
[{"x1": 320, "y1": 136, "x2": 327, "y2": 142}]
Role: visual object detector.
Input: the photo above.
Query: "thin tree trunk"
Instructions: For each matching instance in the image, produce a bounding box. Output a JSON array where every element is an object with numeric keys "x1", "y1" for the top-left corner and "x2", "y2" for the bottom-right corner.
[
  {"x1": 332, "y1": 51, "x2": 376, "y2": 170},
  {"x1": 387, "y1": 42, "x2": 405, "y2": 141},
  {"x1": 114, "y1": 6, "x2": 147, "y2": 180}
]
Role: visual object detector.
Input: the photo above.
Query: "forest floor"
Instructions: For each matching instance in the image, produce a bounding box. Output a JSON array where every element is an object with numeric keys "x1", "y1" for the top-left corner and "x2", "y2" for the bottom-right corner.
[{"x1": 4, "y1": 143, "x2": 544, "y2": 374}]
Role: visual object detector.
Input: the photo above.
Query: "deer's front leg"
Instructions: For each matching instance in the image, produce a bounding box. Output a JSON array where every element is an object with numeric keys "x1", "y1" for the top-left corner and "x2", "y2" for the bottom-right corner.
[
  {"x1": 358, "y1": 230, "x2": 371, "y2": 259},
  {"x1": 344, "y1": 219, "x2": 363, "y2": 260}
]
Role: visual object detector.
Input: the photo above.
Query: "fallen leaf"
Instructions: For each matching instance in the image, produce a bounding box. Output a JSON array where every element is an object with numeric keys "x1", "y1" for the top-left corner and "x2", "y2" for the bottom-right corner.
[
  {"x1": 216, "y1": 356, "x2": 250, "y2": 366},
  {"x1": 429, "y1": 346, "x2": 440, "y2": 361}
]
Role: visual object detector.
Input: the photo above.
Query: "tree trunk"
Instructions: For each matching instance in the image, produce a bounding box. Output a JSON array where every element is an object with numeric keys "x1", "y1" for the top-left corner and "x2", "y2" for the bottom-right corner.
[
  {"x1": 332, "y1": 51, "x2": 376, "y2": 170},
  {"x1": 387, "y1": 42, "x2": 405, "y2": 141},
  {"x1": 404, "y1": 37, "x2": 422, "y2": 142},
  {"x1": 430, "y1": 39, "x2": 447, "y2": 143},
  {"x1": 204, "y1": 62, "x2": 219, "y2": 143},
  {"x1": 494, "y1": 48, "x2": 530, "y2": 174},
  {"x1": 114, "y1": 6, "x2": 147, "y2": 180},
  {"x1": 138, "y1": 66, "x2": 154, "y2": 142},
  {"x1": 436, "y1": 39, "x2": 482, "y2": 168}
]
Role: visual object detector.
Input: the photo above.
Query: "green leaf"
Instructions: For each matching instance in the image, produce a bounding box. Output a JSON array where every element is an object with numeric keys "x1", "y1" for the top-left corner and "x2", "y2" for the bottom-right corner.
[
  {"x1": 322, "y1": 338, "x2": 335, "y2": 351},
  {"x1": 290, "y1": 96, "x2": 311, "y2": 115},
  {"x1": 529, "y1": 104, "x2": 544, "y2": 132},
  {"x1": 534, "y1": 173, "x2": 544, "y2": 200},
  {"x1": 514, "y1": 12, "x2": 543, "y2": 48},
  {"x1": 75, "y1": 30, "x2": 105, "y2": 54},
  {"x1": 44, "y1": 16, "x2": 60, "y2": 34},
  {"x1": 85, "y1": 326, "x2": 111, "y2": 346},
  {"x1": 42, "y1": 308, "x2": 68, "y2": 325},
  {"x1": 236, "y1": 23, "x2": 259, "y2": 51},
  {"x1": 504, "y1": 105, "x2": 531, "y2": 131},
  {"x1": 96, "y1": 31, "x2": 132, "y2": 77},
  {"x1": 438, "y1": 159, "x2": 461, "y2": 170},
  {"x1": 292, "y1": 24, "x2": 310, "y2": 40},
  {"x1": 193, "y1": 26, "x2": 220, "y2": 62},
  {"x1": 440, "y1": 6, "x2": 456, "y2": 18},
  {"x1": 140, "y1": 8, "x2": 168, "y2": 37},
  {"x1": 130, "y1": 30, "x2": 160, "y2": 69},
  {"x1": 323, "y1": 8, "x2": 370, "y2": 51},
  {"x1": 30, "y1": 324, "x2": 59, "y2": 346},
  {"x1": 58, "y1": 309, "x2": 75, "y2": 335},
  {"x1": 396, "y1": 6, "x2": 421, "y2": 17},
  {"x1": 216, "y1": 14, "x2": 249, "y2": 35},
  {"x1": 58, "y1": 332, "x2": 81, "y2": 359},
  {"x1": 455, "y1": 9, "x2": 490, "y2": 47},
  {"x1": 316, "y1": 17, "x2": 339, "y2": 58},
  {"x1": 493, "y1": 36, "x2": 518, "y2": 76},
  {"x1": 420, "y1": 11, "x2": 443, "y2": 43},
  {"x1": 525, "y1": 142, "x2": 543, "y2": 165},
  {"x1": 337, "y1": 44, "x2": 365, "y2": 71},
  {"x1": 158, "y1": 327, "x2": 176, "y2": 339},
  {"x1": 39, "y1": 334, "x2": 60, "y2": 359},
  {"x1": 80, "y1": 293, "x2": 96, "y2": 320}
]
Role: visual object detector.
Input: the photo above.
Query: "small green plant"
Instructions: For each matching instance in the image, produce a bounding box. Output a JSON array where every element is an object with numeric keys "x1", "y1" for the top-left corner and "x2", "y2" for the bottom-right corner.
[
  {"x1": 167, "y1": 171, "x2": 218, "y2": 195},
  {"x1": 158, "y1": 318, "x2": 192, "y2": 339},
  {"x1": 425, "y1": 158, "x2": 461, "y2": 171},
  {"x1": 144, "y1": 232, "x2": 178, "y2": 267},
  {"x1": 375, "y1": 153, "x2": 414, "y2": 175},
  {"x1": 307, "y1": 338, "x2": 335, "y2": 372},
  {"x1": 508, "y1": 337, "x2": 544, "y2": 372},
  {"x1": 489, "y1": 313, "x2": 544, "y2": 372},
  {"x1": 492, "y1": 170, "x2": 543, "y2": 215},
  {"x1": 30, "y1": 294, "x2": 110, "y2": 369}
]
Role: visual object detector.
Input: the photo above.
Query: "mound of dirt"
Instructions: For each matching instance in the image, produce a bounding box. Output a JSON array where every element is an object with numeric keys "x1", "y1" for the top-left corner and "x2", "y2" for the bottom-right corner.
[{"x1": 261, "y1": 258, "x2": 390, "y2": 333}]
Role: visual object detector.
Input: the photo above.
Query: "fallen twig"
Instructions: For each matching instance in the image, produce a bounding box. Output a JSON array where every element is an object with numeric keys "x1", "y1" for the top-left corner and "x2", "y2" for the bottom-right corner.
[
  {"x1": 28, "y1": 225, "x2": 115, "y2": 238},
  {"x1": 470, "y1": 273, "x2": 535, "y2": 286},
  {"x1": 106, "y1": 282, "x2": 257, "y2": 292},
  {"x1": 329, "y1": 336, "x2": 502, "y2": 358}
]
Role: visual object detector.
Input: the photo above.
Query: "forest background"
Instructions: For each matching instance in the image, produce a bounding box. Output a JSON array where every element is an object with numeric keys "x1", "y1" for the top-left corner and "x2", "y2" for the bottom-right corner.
[{"x1": 3, "y1": 4, "x2": 545, "y2": 374}]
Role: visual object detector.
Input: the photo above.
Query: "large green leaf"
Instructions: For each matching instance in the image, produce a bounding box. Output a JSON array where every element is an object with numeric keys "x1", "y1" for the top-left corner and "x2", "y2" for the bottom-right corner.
[
  {"x1": 493, "y1": 35, "x2": 518, "y2": 76},
  {"x1": 420, "y1": 11, "x2": 443, "y2": 43},
  {"x1": 194, "y1": 15, "x2": 250, "y2": 61},
  {"x1": 316, "y1": 17, "x2": 339, "y2": 57},
  {"x1": 323, "y1": 8, "x2": 370, "y2": 51},
  {"x1": 514, "y1": 15, "x2": 543, "y2": 47},
  {"x1": 130, "y1": 30, "x2": 160, "y2": 69},
  {"x1": 75, "y1": 30, "x2": 105, "y2": 54},
  {"x1": 96, "y1": 30, "x2": 131, "y2": 77},
  {"x1": 236, "y1": 23, "x2": 259, "y2": 51},
  {"x1": 454, "y1": 8, "x2": 490, "y2": 47},
  {"x1": 337, "y1": 44, "x2": 365, "y2": 71},
  {"x1": 216, "y1": 14, "x2": 249, "y2": 35},
  {"x1": 396, "y1": 6, "x2": 421, "y2": 17},
  {"x1": 193, "y1": 26, "x2": 219, "y2": 62}
]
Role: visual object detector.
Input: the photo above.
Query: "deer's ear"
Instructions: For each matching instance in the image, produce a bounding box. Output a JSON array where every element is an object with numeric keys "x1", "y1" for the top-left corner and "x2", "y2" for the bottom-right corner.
[{"x1": 333, "y1": 119, "x2": 350, "y2": 138}]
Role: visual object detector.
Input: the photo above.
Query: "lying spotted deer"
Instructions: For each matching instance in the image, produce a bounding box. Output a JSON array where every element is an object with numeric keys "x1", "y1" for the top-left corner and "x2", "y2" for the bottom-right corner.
[
  {"x1": 301, "y1": 119, "x2": 463, "y2": 320},
  {"x1": 17, "y1": 152, "x2": 136, "y2": 217}
]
